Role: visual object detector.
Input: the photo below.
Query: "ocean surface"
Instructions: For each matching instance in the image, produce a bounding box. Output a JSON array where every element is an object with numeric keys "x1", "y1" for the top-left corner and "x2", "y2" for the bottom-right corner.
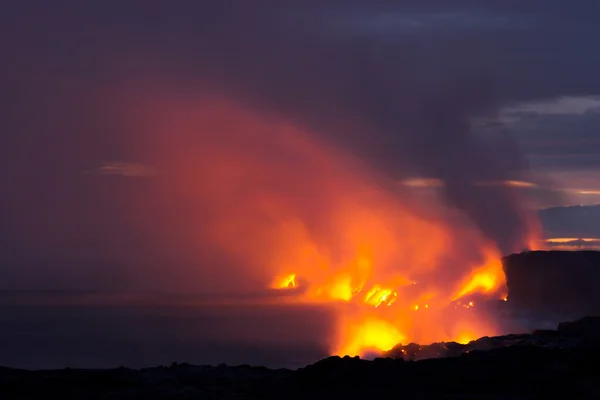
[
  {"x1": 0, "y1": 292, "x2": 333, "y2": 370},
  {"x1": 0, "y1": 291, "x2": 567, "y2": 370}
]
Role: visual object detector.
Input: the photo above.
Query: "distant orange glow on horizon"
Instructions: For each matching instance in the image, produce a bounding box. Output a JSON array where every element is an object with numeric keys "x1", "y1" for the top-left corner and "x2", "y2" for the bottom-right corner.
[{"x1": 545, "y1": 237, "x2": 600, "y2": 243}]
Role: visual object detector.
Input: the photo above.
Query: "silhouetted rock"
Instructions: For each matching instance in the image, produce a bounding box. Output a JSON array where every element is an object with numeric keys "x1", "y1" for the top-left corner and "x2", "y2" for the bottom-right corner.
[
  {"x1": 502, "y1": 250, "x2": 600, "y2": 315},
  {"x1": 380, "y1": 316, "x2": 600, "y2": 361},
  {"x1": 558, "y1": 316, "x2": 600, "y2": 336}
]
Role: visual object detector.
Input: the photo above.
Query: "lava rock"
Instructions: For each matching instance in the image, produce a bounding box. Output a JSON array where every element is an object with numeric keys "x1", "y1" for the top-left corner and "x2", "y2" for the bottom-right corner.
[
  {"x1": 502, "y1": 250, "x2": 600, "y2": 315},
  {"x1": 558, "y1": 316, "x2": 600, "y2": 337}
]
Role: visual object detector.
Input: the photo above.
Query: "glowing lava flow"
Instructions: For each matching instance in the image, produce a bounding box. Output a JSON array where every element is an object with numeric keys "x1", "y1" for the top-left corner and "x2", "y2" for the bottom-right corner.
[
  {"x1": 271, "y1": 246, "x2": 508, "y2": 357},
  {"x1": 273, "y1": 274, "x2": 297, "y2": 289}
]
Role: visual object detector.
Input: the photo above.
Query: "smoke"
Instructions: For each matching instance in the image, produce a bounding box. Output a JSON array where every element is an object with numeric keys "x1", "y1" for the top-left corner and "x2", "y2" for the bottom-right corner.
[
  {"x1": 113, "y1": 88, "x2": 462, "y2": 293},
  {"x1": 133, "y1": 4, "x2": 540, "y2": 254}
]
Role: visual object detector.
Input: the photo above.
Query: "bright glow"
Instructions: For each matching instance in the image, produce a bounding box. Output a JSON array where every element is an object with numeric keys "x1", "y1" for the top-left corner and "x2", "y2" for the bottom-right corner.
[
  {"x1": 402, "y1": 178, "x2": 444, "y2": 188},
  {"x1": 454, "y1": 333, "x2": 476, "y2": 344},
  {"x1": 503, "y1": 180, "x2": 537, "y2": 188},
  {"x1": 272, "y1": 274, "x2": 296, "y2": 289},
  {"x1": 335, "y1": 317, "x2": 406, "y2": 357},
  {"x1": 546, "y1": 237, "x2": 600, "y2": 243}
]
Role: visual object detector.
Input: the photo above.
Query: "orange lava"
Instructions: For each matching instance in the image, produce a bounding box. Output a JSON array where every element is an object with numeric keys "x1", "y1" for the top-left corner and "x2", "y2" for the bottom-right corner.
[
  {"x1": 273, "y1": 274, "x2": 297, "y2": 289},
  {"x1": 120, "y1": 87, "x2": 539, "y2": 359},
  {"x1": 278, "y1": 246, "x2": 509, "y2": 356}
]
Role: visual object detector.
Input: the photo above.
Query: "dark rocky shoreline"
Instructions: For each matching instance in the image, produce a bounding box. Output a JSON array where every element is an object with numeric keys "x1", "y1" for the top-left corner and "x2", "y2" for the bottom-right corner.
[{"x1": 2, "y1": 316, "x2": 600, "y2": 399}]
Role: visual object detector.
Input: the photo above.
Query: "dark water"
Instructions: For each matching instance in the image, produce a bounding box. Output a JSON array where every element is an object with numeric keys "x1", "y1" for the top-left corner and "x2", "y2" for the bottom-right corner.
[
  {"x1": 0, "y1": 297, "x2": 333, "y2": 370},
  {"x1": 0, "y1": 292, "x2": 571, "y2": 370}
]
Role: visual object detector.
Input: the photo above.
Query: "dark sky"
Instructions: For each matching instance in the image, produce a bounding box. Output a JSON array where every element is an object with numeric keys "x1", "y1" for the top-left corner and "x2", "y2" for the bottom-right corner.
[{"x1": 2, "y1": 0, "x2": 600, "y2": 292}]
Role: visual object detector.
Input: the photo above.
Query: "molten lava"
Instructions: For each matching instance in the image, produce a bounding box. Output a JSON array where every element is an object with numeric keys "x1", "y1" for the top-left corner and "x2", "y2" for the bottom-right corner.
[
  {"x1": 273, "y1": 245, "x2": 508, "y2": 356},
  {"x1": 273, "y1": 274, "x2": 297, "y2": 289}
]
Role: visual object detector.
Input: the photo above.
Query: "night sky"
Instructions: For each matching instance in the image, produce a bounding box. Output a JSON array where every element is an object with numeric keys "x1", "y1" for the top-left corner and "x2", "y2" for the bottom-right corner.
[{"x1": 2, "y1": 1, "x2": 600, "y2": 292}]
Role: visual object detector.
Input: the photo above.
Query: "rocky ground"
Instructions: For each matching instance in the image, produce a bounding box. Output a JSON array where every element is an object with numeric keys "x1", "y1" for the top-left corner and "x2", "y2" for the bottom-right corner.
[
  {"x1": 1, "y1": 317, "x2": 600, "y2": 399},
  {"x1": 384, "y1": 315, "x2": 600, "y2": 360}
]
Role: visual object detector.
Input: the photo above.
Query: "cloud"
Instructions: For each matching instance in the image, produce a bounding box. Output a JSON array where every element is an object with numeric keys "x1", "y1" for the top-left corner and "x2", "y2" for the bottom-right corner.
[
  {"x1": 479, "y1": 98, "x2": 600, "y2": 208},
  {"x1": 503, "y1": 96, "x2": 600, "y2": 117},
  {"x1": 496, "y1": 96, "x2": 600, "y2": 125},
  {"x1": 542, "y1": 170, "x2": 600, "y2": 206},
  {"x1": 401, "y1": 178, "x2": 539, "y2": 189},
  {"x1": 498, "y1": 107, "x2": 600, "y2": 173},
  {"x1": 330, "y1": 10, "x2": 526, "y2": 35},
  {"x1": 577, "y1": 190, "x2": 600, "y2": 195},
  {"x1": 96, "y1": 162, "x2": 158, "y2": 178},
  {"x1": 401, "y1": 178, "x2": 444, "y2": 188}
]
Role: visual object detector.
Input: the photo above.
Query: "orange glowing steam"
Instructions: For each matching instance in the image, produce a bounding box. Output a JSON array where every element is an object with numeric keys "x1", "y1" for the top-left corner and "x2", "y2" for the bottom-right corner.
[{"x1": 121, "y1": 87, "x2": 538, "y2": 359}]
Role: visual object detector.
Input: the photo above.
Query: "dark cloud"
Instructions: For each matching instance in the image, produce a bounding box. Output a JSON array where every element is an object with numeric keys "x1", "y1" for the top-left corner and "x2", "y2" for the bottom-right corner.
[
  {"x1": 509, "y1": 110, "x2": 600, "y2": 171},
  {"x1": 477, "y1": 104, "x2": 600, "y2": 206},
  {"x1": 2, "y1": 0, "x2": 600, "y2": 288}
]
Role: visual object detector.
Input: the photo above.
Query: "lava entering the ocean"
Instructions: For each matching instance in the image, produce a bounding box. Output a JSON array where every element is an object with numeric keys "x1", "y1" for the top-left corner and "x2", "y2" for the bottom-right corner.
[
  {"x1": 272, "y1": 245, "x2": 510, "y2": 357},
  {"x1": 122, "y1": 88, "x2": 540, "y2": 359}
]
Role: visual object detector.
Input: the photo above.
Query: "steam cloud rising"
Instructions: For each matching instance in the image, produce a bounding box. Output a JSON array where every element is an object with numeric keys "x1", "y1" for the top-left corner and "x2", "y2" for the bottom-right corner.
[{"x1": 136, "y1": 2, "x2": 538, "y2": 254}]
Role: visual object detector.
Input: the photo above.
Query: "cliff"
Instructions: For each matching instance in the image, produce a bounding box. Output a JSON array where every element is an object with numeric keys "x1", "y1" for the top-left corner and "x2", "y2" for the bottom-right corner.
[{"x1": 502, "y1": 250, "x2": 600, "y2": 316}]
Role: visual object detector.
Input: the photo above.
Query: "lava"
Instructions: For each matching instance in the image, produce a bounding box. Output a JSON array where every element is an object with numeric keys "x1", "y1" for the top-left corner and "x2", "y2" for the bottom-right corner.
[
  {"x1": 274, "y1": 246, "x2": 508, "y2": 356},
  {"x1": 273, "y1": 274, "x2": 297, "y2": 289}
]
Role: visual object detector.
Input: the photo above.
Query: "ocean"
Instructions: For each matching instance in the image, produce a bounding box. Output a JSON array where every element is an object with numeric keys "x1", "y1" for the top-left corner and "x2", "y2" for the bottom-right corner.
[{"x1": 0, "y1": 292, "x2": 332, "y2": 370}]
